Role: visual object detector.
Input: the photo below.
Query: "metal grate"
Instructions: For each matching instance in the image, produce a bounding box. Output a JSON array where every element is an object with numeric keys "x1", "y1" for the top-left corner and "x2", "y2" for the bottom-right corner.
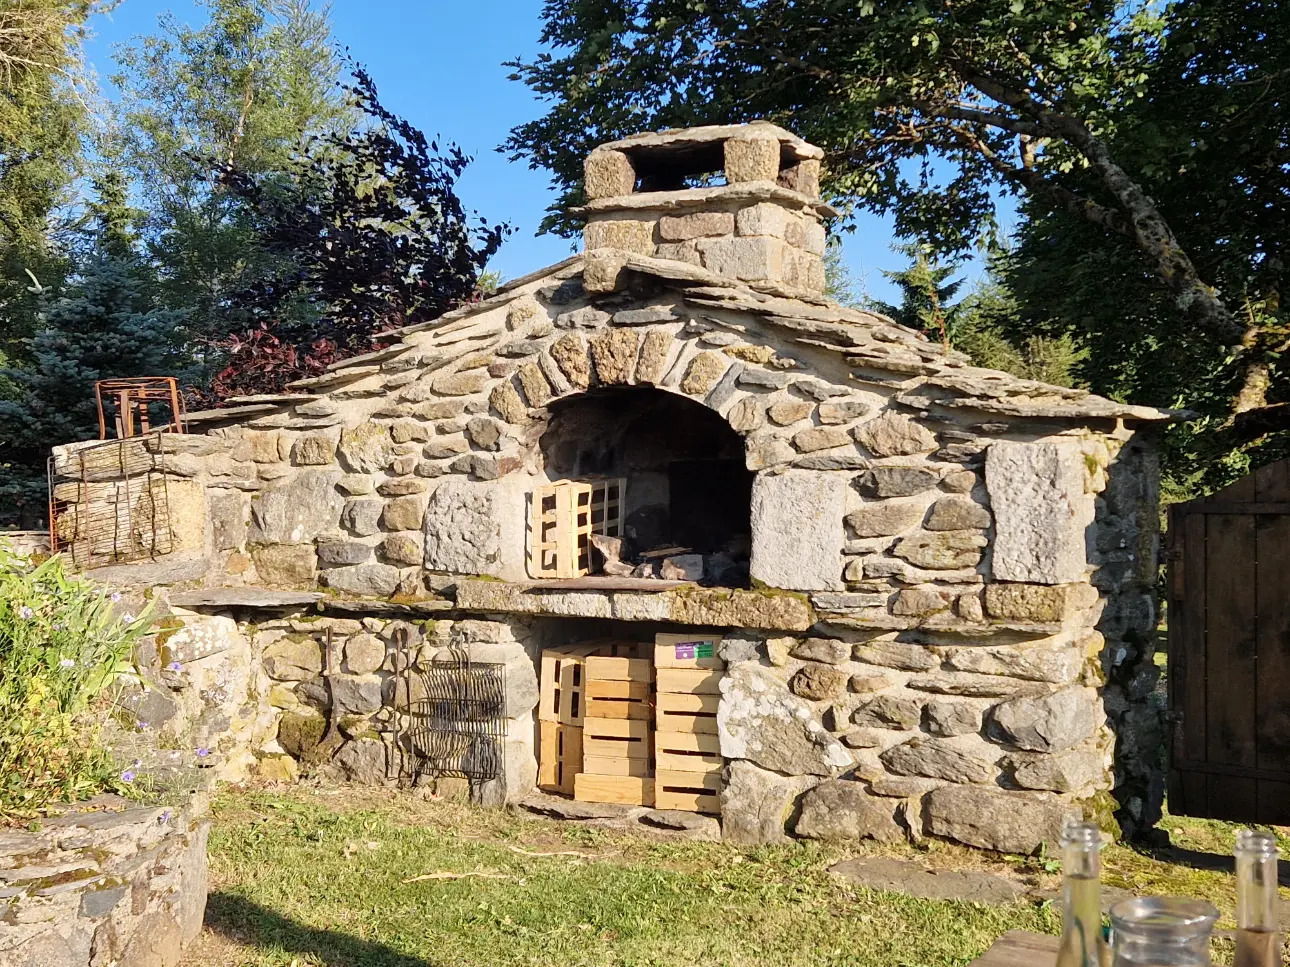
[
  {"x1": 397, "y1": 643, "x2": 506, "y2": 782},
  {"x1": 47, "y1": 433, "x2": 173, "y2": 568}
]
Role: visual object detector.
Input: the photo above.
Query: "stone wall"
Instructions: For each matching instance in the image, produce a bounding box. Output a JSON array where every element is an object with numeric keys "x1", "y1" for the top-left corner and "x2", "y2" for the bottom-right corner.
[{"x1": 0, "y1": 794, "x2": 208, "y2": 967}]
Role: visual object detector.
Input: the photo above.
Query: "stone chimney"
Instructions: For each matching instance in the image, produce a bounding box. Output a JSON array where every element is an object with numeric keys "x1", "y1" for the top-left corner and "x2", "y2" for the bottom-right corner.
[{"x1": 577, "y1": 122, "x2": 833, "y2": 293}]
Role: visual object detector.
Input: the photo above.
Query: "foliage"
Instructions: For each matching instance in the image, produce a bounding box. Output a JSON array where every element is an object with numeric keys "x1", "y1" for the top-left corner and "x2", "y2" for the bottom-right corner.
[
  {"x1": 822, "y1": 237, "x2": 865, "y2": 309},
  {"x1": 204, "y1": 64, "x2": 508, "y2": 400},
  {"x1": 505, "y1": 0, "x2": 1290, "y2": 481},
  {"x1": 0, "y1": 541, "x2": 148, "y2": 817},
  {"x1": 0, "y1": 0, "x2": 100, "y2": 369},
  {"x1": 0, "y1": 178, "x2": 188, "y2": 524},
  {"x1": 110, "y1": 0, "x2": 353, "y2": 361},
  {"x1": 870, "y1": 243, "x2": 966, "y2": 349}
]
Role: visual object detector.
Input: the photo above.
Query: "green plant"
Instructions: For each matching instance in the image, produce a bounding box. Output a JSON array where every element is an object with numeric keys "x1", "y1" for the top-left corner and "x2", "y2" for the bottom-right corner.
[{"x1": 0, "y1": 540, "x2": 151, "y2": 818}]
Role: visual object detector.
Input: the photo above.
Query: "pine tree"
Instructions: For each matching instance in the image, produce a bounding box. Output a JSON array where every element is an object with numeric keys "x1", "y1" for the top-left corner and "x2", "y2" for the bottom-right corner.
[
  {"x1": 870, "y1": 245, "x2": 966, "y2": 349},
  {"x1": 0, "y1": 178, "x2": 188, "y2": 525}
]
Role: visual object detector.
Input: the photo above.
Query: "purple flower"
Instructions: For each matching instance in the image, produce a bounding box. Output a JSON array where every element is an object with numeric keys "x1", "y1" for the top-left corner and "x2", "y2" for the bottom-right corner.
[
  {"x1": 121, "y1": 612, "x2": 135, "y2": 624},
  {"x1": 136, "y1": 721, "x2": 149, "y2": 731},
  {"x1": 58, "y1": 658, "x2": 75, "y2": 669},
  {"x1": 167, "y1": 661, "x2": 183, "y2": 672},
  {"x1": 158, "y1": 810, "x2": 172, "y2": 825},
  {"x1": 110, "y1": 592, "x2": 121, "y2": 603},
  {"x1": 17, "y1": 606, "x2": 33, "y2": 620},
  {"x1": 120, "y1": 770, "x2": 136, "y2": 783},
  {"x1": 195, "y1": 748, "x2": 210, "y2": 759}
]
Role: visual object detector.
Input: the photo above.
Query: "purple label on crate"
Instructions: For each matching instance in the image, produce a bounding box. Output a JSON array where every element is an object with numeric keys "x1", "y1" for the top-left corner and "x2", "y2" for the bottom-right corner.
[{"x1": 673, "y1": 642, "x2": 715, "y2": 660}]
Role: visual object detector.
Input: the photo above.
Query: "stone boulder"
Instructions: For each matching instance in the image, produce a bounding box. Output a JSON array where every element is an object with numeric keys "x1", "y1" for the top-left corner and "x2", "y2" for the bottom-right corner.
[
  {"x1": 989, "y1": 686, "x2": 1100, "y2": 752},
  {"x1": 925, "y1": 785, "x2": 1066, "y2": 854},
  {"x1": 794, "y1": 779, "x2": 904, "y2": 843},
  {"x1": 749, "y1": 471, "x2": 846, "y2": 591},
  {"x1": 720, "y1": 760, "x2": 818, "y2": 845},
  {"x1": 247, "y1": 470, "x2": 344, "y2": 544},
  {"x1": 423, "y1": 479, "x2": 503, "y2": 575},
  {"x1": 262, "y1": 636, "x2": 323, "y2": 682},
  {"x1": 718, "y1": 662, "x2": 852, "y2": 776},
  {"x1": 880, "y1": 737, "x2": 996, "y2": 784},
  {"x1": 335, "y1": 737, "x2": 387, "y2": 783}
]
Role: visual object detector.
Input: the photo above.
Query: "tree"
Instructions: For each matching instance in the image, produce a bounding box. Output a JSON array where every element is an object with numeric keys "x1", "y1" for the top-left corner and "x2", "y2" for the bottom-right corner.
[
  {"x1": 202, "y1": 64, "x2": 509, "y2": 400},
  {"x1": 504, "y1": 0, "x2": 1289, "y2": 468},
  {"x1": 0, "y1": 178, "x2": 187, "y2": 525},
  {"x1": 870, "y1": 244, "x2": 966, "y2": 349},
  {"x1": 110, "y1": 0, "x2": 352, "y2": 362},
  {"x1": 0, "y1": 0, "x2": 100, "y2": 369}
]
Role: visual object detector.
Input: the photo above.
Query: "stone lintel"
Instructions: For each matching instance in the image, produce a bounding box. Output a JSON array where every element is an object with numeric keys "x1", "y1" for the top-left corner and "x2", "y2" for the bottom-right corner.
[
  {"x1": 596, "y1": 122, "x2": 824, "y2": 162},
  {"x1": 453, "y1": 579, "x2": 814, "y2": 632}
]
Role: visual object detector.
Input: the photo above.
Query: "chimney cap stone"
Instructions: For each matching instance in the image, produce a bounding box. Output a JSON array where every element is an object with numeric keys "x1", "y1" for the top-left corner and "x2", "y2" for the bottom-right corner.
[{"x1": 594, "y1": 121, "x2": 822, "y2": 185}]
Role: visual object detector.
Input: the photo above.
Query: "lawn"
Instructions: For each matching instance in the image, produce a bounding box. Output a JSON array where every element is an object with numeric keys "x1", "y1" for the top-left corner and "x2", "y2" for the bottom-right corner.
[{"x1": 187, "y1": 786, "x2": 1289, "y2": 967}]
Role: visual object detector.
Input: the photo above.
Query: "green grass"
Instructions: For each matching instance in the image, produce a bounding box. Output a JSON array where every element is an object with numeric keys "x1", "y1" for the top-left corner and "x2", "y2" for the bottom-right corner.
[
  {"x1": 196, "y1": 788, "x2": 1061, "y2": 966},
  {"x1": 193, "y1": 787, "x2": 1289, "y2": 967}
]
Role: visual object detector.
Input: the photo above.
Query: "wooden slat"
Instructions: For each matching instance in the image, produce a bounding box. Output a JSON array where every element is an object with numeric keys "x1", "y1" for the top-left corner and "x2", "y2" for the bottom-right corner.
[
  {"x1": 1204, "y1": 512, "x2": 1259, "y2": 820},
  {"x1": 655, "y1": 730, "x2": 722, "y2": 772},
  {"x1": 656, "y1": 692, "x2": 719, "y2": 714},
  {"x1": 1255, "y1": 506, "x2": 1290, "y2": 823},
  {"x1": 586, "y1": 697, "x2": 652, "y2": 720},
  {"x1": 655, "y1": 667, "x2": 723, "y2": 695},
  {"x1": 582, "y1": 755, "x2": 651, "y2": 777},
  {"x1": 573, "y1": 774, "x2": 653, "y2": 806},
  {"x1": 537, "y1": 721, "x2": 582, "y2": 795},
  {"x1": 586, "y1": 680, "x2": 651, "y2": 700},
  {"x1": 1185, "y1": 501, "x2": 1290, "y2": 514},
  {"x1": 583, "y1": 716, "x2": 651, "y2": 759},
  {"x1": 585, "y1": 656, "x2": 653, "y2": 683},
  {"x1": 969, "y1": 931, "x2": 1058, "y2": 966},
  {"x1": 656, "y1": 711, "x2": 718, "y2": 734},
  {"x1": 1173, "y1": 508, "x2": 1208, "y2": 814}
]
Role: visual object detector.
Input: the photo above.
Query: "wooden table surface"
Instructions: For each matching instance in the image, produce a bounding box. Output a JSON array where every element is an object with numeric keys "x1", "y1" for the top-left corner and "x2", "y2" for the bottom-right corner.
[{"x1": 970, "y1": 931, "x2": 1059, "y2": 966}]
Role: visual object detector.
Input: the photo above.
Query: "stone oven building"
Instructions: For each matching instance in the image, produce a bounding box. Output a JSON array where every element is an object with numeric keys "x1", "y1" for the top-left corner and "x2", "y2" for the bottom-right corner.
[{"x1": 50, "y1": 122, "x2": 1177, "y2": 851}]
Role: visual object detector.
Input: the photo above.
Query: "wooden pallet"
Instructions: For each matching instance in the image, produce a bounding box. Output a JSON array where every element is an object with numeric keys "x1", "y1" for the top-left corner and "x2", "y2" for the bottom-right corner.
[
  {"x1": 573, "y1": 773, "x2": 653, "y2": 807},
  {"x1": 537, "y1": 721, "x2": 582, "y2": 795},
  {"x1": 654, "y1": 730, "x2": 722, "y2": 773},
  {"x1": 525, "y1": 478, "x2": 626, "y2": 579},
  {"x1": 585, "y1": 679, "x2": 652, "y2": 720},
  {"x1": 654, "y1": 633, "x2": 724, "y2": 670},
  {"x1": 583, "y1": 717, "x2": 652, "y2": 759},
  {"x1": 654, "y1": 769, "x2": 722, "y2": 814},
  {"x1": 539, "y1": 642, "x2": 648, "y2": 726},
  {"x1": 655, "y1": 690, "x2": 719, "y2": 734}
]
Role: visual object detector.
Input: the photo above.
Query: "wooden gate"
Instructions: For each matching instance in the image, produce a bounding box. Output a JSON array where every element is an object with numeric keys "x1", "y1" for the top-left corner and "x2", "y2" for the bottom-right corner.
[{"x1": 1167, "y1": 458, "x2": 1290, "y2": 824}]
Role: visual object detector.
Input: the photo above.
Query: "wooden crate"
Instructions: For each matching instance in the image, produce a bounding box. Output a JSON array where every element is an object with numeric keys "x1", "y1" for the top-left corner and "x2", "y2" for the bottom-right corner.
[
  {"x1": 654, "y1": 769, "x2": 722, "y2": 814},
  {"x1": 655, "y1": 690, "x2": 719, "y2": 734},
  {"x1": 654, "y1": 633, "x2": 724, "y2": 670},
  {"x1": 655, "y1": 667, "x2": 723, "y2": 695},
  {"x1": 538, "y1": 646, "x2": 596, "y2": 726},
  {"x1": 582, "y1": 755, "x2": 651, "y2": 777},
  {"x1": 654, "y1": 730, "x2": 722, "y2": 773},
  {"x1": 583, "y1": 717, "x2": 651, "y2": 759},
  {"x1": 585, "y1": 679, "x2": 652, "y2": 720},
  {"x1": 584, "y1": 655, "x2": 653, "y2": 683},
  {"x1": 539, "y1": 642, "x2": 648, "y2": 726},
  {"x1": 526, "y1": 478, "x2": 626, "y2": 579},
  {"x1": 537, "y1": 721, "x2": 583, "y2": 795},
  {"x1": 573, "y1": 773, "x2": 654, "y2": 807}
]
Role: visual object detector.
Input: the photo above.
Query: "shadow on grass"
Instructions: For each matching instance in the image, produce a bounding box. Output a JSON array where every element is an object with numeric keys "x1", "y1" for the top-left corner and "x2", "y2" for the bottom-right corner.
[
  {"x1": 206, "y1": 891, "x2": 426, "y2": 966},
  {"x1": 1139, "y1": 844, "x2": 1290, "y2": 887}
]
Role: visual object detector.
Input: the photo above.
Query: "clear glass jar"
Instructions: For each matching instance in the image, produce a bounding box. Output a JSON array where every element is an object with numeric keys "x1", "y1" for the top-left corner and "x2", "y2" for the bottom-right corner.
[
  {"x1": 1110, "y1": 897, "x2": 1219, "y2": 966},
  {"x1": 1234, "y1": 829, "x2": 1281, "y2": 967},
  {"x1": 1056, "y1": 820, "x2": 1107, "y2": 967}
]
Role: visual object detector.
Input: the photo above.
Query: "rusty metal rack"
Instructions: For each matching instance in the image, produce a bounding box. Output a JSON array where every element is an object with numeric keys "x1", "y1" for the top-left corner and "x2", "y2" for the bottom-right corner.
[
  {"x1": 94, "y1": 377, "x2": 186, "y2": 439},
  {"x1": 47, "y1": 432, "x2": 172, "y2": 568},
  {"x1": 396, "y1": 644, "x2": 506, "y2": 783}
]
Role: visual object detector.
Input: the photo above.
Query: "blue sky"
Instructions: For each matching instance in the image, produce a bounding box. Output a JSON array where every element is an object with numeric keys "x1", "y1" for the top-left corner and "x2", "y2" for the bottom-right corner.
[{"x1": 83, "y1": 0, "x2": 995, "y2": 304}]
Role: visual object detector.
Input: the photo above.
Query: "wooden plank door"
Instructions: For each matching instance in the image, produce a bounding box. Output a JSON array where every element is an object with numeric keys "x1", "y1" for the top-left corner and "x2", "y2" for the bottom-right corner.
[{"x1": 1167, "y1": 459, "x2": 1290, "y2": 823}]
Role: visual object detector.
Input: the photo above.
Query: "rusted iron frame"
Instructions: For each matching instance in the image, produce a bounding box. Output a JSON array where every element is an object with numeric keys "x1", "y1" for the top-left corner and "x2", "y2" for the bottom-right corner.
[{"x1": 94, "y1": 377, "x2": 186, "y2": 440}]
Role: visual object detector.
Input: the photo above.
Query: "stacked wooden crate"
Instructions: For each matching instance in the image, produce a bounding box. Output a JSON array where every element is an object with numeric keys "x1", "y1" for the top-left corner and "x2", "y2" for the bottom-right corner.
[
  {"x1": 574, "y1": 650, "x2": 654, "y2": 806},
  {"x1": 652, "y1": 633, "x2": 724, "y2": 814},
  {"x1": 536, "y1": 644, "x2": 594, "y2": 794}
]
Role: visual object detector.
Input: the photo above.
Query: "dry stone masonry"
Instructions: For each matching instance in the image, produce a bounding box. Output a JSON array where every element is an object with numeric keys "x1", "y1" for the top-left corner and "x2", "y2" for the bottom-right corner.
[{"x1": 48, "y1": 123, "x2": 1180, "y2": 851}]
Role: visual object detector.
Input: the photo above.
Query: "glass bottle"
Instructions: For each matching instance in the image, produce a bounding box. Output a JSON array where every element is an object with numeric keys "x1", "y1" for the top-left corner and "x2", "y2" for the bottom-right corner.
[
  {"x1": 1234, "y1": 829, "x2": 1281, "y2": 967},
  {"x1": 1109, "y1": 897, "x2": 1219, "y2": 966},
  {"x1": 1057, "y1": 820, "x2": 1108, "y2": 967}
]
